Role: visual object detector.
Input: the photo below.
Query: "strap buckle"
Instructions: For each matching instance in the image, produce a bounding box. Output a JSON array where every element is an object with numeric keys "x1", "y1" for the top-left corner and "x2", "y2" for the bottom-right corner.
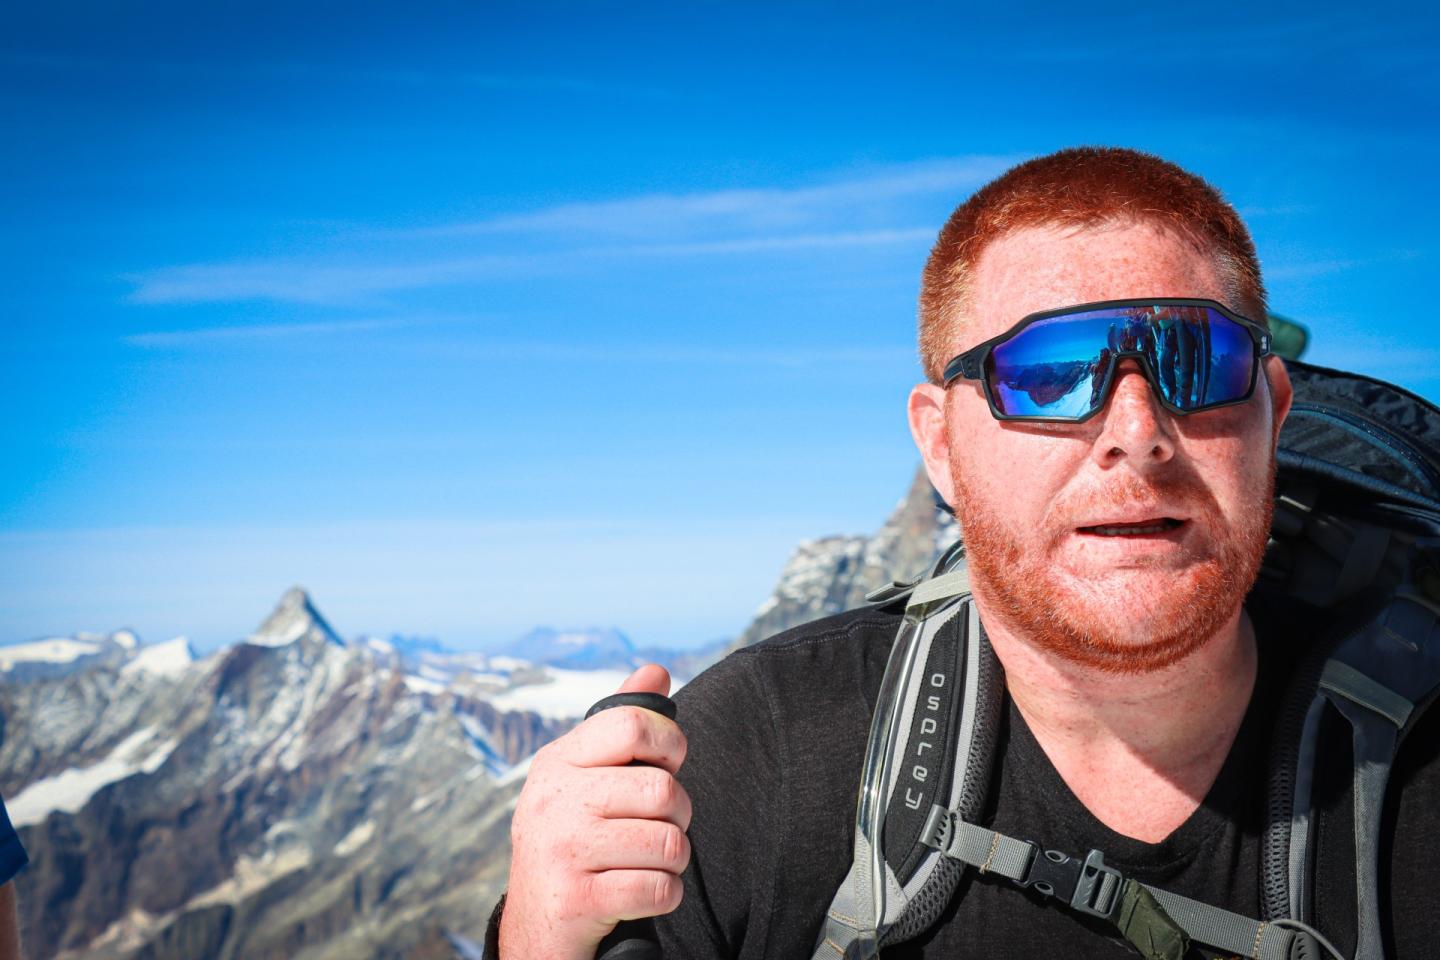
[
  {"x1": 1072, "y1": 850, "x2": 1124, "y2": 919},
  {"x1": 1021, "y1": 847, "x2": 1122, "y2": 920}
]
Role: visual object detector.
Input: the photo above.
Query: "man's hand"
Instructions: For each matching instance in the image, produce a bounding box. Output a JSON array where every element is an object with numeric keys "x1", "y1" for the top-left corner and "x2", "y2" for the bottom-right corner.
[
  {"x1": 500, "y1": 664, "x2": 691, "y2": 960},
  {"x1": 0, "y1": 881, "x2": 20, "y2": 960}
]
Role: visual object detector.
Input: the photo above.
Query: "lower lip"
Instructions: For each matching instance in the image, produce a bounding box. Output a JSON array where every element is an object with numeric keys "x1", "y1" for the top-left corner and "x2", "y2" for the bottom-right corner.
[
  {"x1": 1069, "y1": 521, "x2": 1189, "y2": 552},
  {"x1": 1078, "y1": 523, "x2": 1183, "y2": 539}
]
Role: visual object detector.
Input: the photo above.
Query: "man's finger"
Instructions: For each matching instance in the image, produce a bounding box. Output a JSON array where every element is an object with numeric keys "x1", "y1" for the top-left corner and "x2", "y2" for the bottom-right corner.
[
  {"x1": 574, "y1": 818, "x2": 692, "y2": 874},
  {"x1": 560, "y1": 707, "x2": 687, "y2": 773},
  {"x1": 617, "y1": 663, "x2": 671, "y2": 697},
  {"x1": 585, "y1": 868, "x2": 686, "y2": 923},
  {"x1": 579, "y1": 766, "x2": 693, "y2": 829}
]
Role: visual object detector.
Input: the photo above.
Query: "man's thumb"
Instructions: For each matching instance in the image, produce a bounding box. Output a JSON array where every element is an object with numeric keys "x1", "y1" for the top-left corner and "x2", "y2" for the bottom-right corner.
[{"x1": 617, "y1": 662, "x2": 671, "y2": 697}]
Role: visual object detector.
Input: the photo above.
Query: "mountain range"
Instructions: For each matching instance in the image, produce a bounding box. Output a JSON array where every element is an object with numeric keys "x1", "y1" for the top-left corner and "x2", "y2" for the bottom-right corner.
[{"x1": 0, "y1": 467, "x2": 957, "y2": 959}]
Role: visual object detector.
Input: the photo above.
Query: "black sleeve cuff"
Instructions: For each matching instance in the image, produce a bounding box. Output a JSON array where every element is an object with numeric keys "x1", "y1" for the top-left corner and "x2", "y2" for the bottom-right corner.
[{"x1": 484, "y1": 893, "x2": 505, "y2": 958}]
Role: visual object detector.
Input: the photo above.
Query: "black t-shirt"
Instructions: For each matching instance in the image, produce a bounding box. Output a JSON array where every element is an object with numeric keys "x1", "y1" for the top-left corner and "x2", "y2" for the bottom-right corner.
[
  {"x1": 657, "y1": 602, "x2": 1440, "y2": 959},
  {"x1": 0, "y1": 794, "x2": 26, "y2": 888}
]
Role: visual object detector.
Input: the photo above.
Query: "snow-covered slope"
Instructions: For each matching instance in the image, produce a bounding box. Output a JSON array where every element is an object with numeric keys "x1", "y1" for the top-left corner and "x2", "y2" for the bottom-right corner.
[
  {"x1": 0, "y1": 631, "x2": 135, "y2": 682},
  {"x1": 120, "y1": 637, "x2": 196, "y2": 679},
  {"x1": 7, "y1": 727, "x2": 178, "y2": 827}
]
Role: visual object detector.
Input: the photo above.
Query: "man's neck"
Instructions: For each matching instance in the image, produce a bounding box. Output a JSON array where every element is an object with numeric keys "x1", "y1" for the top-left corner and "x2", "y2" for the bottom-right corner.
[{"x1": 979, "y1": 601, "x2": 1258, "y2": 843}]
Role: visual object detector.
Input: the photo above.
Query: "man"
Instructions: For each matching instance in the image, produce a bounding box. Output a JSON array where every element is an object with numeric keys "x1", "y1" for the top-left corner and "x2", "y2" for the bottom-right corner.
[
  {"x1": 0, "y1": 792, "x2": 26, "y2": 960},
  {"x1": 497, "y1": 148, "x2": 1440, "y2": 958}
]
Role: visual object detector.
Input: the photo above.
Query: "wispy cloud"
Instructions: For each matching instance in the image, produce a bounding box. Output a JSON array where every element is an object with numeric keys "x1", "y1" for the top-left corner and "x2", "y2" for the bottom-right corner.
[
  {"x1": 128, "y1": 228, "x2": 933, "y2": 305},
  {"x1": 429, "y1": 340, "x2": 916, "y2": 368},
  {"x1": 121, "y1": 319, "x2": 916, "y2": 367},
  {"x1": 126, "y1": 157, "x2": 1013, "y2": 306},
  {"x1": 122, "y1": 316, "x2": 455, "y2": 348},
  {"x1": 127, "y1": 254, "x2": 538, "y2": 305},
  {"x1": 410, "y1": 157, "x2": 1016, "y2": 239}
]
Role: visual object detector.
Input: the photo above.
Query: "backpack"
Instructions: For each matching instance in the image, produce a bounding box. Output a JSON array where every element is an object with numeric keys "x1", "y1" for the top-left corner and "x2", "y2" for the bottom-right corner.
[{"x1": 811, "y1": 359, "x2": 1440, "y2": 960}]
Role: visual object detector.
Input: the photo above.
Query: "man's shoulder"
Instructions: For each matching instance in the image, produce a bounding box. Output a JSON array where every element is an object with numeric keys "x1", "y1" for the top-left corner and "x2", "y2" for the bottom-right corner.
[
  {"x1": 740, "y1": 604, "x2": 903, "y2": 661},
  {"x1": 675, "y1": 604, "x2": 901, "y2": 747},
  {"x1": 683, "y1": 605, "x2": 900, "y2": 697}
]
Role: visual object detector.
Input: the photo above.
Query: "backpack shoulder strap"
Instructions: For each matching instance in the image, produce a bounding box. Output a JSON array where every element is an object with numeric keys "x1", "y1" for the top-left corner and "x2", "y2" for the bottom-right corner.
[
  {"x1": 811, "y1": 548, "x2": 1006, "y2": 960},
  {"x1": 1260, "y1": 361, "x2": 1440, "y2": 960},
  {"x1": 1262, "y1": 518, "x2": 1440, "y2": 960}
]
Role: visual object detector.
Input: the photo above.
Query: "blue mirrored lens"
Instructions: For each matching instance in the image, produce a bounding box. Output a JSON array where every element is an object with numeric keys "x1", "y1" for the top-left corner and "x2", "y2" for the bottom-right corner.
[
  {"x1": 987, "y1": 305, "x2": 1256, "y2": 418},
  {"x1": 989, "y1": 314, "x2": 1112, "y2": 418}
]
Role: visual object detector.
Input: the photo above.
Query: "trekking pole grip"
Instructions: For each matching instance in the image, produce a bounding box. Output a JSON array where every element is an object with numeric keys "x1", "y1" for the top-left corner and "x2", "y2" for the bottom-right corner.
[{"x1": 585, "y1": 691, "x2": 678, "y2": 960}]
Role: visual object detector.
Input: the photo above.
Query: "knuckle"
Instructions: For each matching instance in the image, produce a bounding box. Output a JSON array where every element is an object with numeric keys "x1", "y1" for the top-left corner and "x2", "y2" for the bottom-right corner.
[
  {"x1": 646, "y1": 769, "x2": 677, "y2": 811},
  {"x1": 663, "y1": 824, "x2": 690, "y2": 871},
  {"x1": 652, "y1": 873, "x2": 682, "y2": 913},
  {"x1": 674, "y1": 782, "x2": 694, "y2": 830},
  {"x1": 619, "y1": 708, "x2": 650, "y2": 745},
  {"x1": 659, "y1": 823, "x2": 686, "y2": 865}
]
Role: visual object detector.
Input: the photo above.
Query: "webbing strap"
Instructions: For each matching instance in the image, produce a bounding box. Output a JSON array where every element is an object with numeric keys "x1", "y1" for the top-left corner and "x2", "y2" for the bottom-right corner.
[
  {"x1": 1146, "y1": 889, "x2": 1296, "y2": 960},
  {"x1": 810, "y1": 844, "x2": 906, "y2": 959},
  {"x1": 811, "y1": 860, "x2": 870, "y2": 960},
  {"x1": 1321, "y1": 660, "x2": 1414, "y2": 729},
  {"x1": 906, "y1": 570, "x2": 971, "y2": 615},
  {"x1": 922, "y1": 809, "x2": 1296, "y2": 960},
  {"x1": 923, "y1": 813, "x2": 1033, "y2": 882}
]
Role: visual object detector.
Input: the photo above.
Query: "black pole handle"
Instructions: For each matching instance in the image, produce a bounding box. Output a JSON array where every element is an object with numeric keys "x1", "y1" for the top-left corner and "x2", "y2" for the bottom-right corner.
[
  {"x1": 585, "y1": 691, "x2": 678, "y2": 722},
  {"x1": 586, "y1": 690, "x2": 678, "y2": 960}
]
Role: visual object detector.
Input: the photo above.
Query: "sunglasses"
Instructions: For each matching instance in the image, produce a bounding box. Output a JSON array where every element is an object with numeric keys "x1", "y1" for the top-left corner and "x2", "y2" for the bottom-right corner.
[{"x1": 942, "y1": 298, "x2": 1273, "y2": 422}]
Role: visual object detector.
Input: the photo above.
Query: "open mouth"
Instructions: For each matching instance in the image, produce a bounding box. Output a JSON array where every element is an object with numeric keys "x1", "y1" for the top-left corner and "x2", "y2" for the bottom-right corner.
[{"x1": 1077, "y1": 517, "x2": 1185, "y2": 537}]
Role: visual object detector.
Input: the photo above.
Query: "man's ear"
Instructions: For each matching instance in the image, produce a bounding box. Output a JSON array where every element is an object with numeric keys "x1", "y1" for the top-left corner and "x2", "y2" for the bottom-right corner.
[
  {"x1": 1263, "y1": 355, "x2": 1294, "y2": 448},
  {"x1": 908, "y1": 382, "x2": 959, "y2": 508}
]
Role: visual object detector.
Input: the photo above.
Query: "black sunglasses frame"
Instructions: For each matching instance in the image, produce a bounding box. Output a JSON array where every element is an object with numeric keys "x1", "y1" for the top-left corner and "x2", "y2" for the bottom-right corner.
[{"x1": 941, "y1": 297, "x2": 1274, "y2": 423}]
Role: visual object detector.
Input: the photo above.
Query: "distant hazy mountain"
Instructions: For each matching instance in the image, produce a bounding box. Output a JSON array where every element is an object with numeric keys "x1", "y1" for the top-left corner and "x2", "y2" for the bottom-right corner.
[
  {"x1": 0, "y1": 630, "x2": 140, "y2": 683},
  {"x1": 496, "y1": 626, "x2": 639, "y2": 671}
]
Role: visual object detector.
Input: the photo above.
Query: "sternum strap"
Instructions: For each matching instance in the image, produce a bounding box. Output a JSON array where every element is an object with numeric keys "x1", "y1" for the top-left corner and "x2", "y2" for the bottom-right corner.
[{"x1": 921, "y1": 807, "x2": 1301, "y2": 960}]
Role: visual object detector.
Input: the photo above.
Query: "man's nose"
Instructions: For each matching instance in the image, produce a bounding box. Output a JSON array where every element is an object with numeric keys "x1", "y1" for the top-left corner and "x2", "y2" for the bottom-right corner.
[{"x1": 1091, "y1": 360, "x2": 1176, "y2": 468}]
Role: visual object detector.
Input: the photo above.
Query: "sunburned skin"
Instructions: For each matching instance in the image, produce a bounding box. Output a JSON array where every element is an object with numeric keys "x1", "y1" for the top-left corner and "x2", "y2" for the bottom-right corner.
[{"x1": 909, "y1": 220, "x2": 1293, "y2": 842}]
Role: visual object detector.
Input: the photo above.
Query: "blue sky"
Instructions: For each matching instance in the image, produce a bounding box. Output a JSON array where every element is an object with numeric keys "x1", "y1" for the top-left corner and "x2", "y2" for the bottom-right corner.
[{"x1": 3, "y1": 2, "x2": 1437, "y2": 651}]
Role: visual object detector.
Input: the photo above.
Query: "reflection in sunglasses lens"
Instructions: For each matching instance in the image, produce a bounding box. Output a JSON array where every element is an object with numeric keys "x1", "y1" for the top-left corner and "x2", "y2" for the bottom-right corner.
[{"x1": 988, "y1": 307, "x2": 1254, "y2": 419}]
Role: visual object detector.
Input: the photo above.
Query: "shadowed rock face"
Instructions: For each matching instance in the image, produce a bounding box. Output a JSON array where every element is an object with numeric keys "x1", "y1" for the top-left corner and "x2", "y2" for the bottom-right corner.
[{"x1": 733, "y1": 467, "x2": 960, "y2": 651}]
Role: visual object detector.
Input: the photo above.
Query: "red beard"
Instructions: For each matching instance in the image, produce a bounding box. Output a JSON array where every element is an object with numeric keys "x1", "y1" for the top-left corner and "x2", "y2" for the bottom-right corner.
[{"x1": 951, "y1": 458, "x2": 1275, "y2": 675}]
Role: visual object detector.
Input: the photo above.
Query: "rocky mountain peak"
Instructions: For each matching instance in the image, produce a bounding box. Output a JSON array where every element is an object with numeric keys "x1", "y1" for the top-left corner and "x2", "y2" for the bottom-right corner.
[
  {"x1": 733, "y1": 465, "x2": 961, "y2": 649},
  {"x1": 248, "y1": 586, "x2": 345, "y2": 649}
]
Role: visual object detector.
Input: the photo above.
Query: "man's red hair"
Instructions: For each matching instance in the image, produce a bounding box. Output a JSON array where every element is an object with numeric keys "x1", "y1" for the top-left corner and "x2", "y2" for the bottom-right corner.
[{"x1": 918, "y1": 147, "x2": 1266, "y2": 383}]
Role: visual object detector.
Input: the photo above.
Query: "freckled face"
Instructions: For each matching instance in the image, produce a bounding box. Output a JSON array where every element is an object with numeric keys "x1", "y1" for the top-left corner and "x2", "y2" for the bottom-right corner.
[{"x1": 935, "y1": 222, "x2": 1290, "y2": 672}]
